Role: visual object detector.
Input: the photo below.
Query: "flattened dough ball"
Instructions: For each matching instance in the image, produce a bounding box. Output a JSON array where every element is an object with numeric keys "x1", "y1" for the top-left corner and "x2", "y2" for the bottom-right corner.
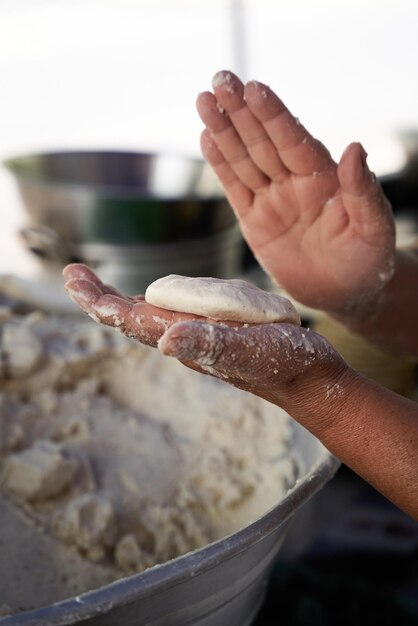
[{"x1": 145, "y1": 275, "x2": 301, "y2": 325}]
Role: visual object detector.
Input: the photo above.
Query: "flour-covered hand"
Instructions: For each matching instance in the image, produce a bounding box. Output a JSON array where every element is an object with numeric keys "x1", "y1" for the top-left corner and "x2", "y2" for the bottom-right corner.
[
  {"x1": 63, "y1": 264, "x2": 201, "y2": 347},
  {"x1": 197, "y1": 71, "x2": 395, "y2": 314},
  {"x1": 159, "y1": 318, "x2": 351, "y2": 438}
]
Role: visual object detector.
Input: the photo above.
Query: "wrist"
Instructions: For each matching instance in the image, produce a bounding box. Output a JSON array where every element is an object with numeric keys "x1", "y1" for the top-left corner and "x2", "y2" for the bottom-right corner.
[
  {"x1": 326, "y1": 248, "x2": 402, "y2": 331},
  {"x1": 276, "y1": 358, "x2": 363, "y2": 442},
  {"x1": 325, "y1": 248, "x2": 418, "y2": 356}
]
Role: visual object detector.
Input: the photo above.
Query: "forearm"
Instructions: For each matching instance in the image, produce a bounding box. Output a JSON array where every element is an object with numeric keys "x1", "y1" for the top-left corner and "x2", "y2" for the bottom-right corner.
[
  {"x1": 329, "y1": 247, "x2": 418, "y2": 357},
  {"x1": 157, "y1": 318, "x2": 418, "y2": 518},
  {"x1": 280, "y1": 367, "x2": 418, "y2": 520}
]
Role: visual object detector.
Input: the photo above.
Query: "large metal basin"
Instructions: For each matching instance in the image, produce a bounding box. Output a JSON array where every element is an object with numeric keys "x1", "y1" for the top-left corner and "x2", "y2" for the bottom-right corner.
[
  {"x1": 3, "y1": 151, "x2": 243, "y2": 293},
  {"x1": 1, "y1": 422, "x2": 339, "y2": 626}
]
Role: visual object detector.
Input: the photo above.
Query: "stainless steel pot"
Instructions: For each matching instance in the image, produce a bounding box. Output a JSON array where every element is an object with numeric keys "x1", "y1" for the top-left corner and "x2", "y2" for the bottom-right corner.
[
  {"x1": 1, "y1": 423, "x2": 339, "y2": 626},
  {"x1": 4, "y1": 151, "x2": 243, "y2": 293}
]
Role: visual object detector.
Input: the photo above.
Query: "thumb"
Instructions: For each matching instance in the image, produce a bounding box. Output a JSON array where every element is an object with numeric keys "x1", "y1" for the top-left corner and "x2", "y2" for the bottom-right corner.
[
  {"x1": 158, "y1": 320, "x2": 335, "y2": 389},
  {"x1": 337, "y1": 142, "x2": 395, "y2": 242}
]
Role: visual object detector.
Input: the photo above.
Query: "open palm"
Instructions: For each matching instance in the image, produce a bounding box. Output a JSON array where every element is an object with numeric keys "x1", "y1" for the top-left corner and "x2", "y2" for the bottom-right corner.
[{"x1": 197, "y1": 71, "x2": 395, "y2": 312}]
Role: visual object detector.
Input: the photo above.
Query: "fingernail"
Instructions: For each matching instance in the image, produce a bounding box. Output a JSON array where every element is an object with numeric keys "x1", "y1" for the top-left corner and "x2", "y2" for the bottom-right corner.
[
  {"x1": 159, "y1": 322, "x2": 225, "y2": 366},
  {"x1": 359, "y1": 143, "x2": 368, "y2": 167},
  {"x1": 212, "y1": 71, "x2": 228, "y2": 87},
  {"x1": 64, "y1": 278, "x2": 103, "y2": 310},
  {"x1": 246, "y1": 79, "x2": 261, "y2": 88},
  {"x1": 196, "y1": 91, "x2": 207, "y2": 103},
  {"x1": 212, "y1": 71, "x2": 235, "y2": 94},
  {"x1": 246, "y1": 79, "x2": 268, "y2": 91},
  {"x1": 244, "y1": 80, "x2": 271, "y2": 103},
  {"x1": 62, "y1": 262, "x2": 82, "y2": 278},
  {"x1": 158, "y1": 332, "x2": 198, "y2": 360}
]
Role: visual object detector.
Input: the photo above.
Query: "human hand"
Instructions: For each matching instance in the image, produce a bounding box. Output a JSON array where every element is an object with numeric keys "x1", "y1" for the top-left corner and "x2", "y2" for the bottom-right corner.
[
  {"x1": 159, "y1": 317, "x2": 353, "y2": 437},
  {"x1": 62, "y1": 264, "x2": 204, "y2": 348},
  {"x1": 196, "y1": 71, "x2": 396, "y2": 314},
  {"x1": 63, "y1": 263, "x2": 350, "y2": 437},
  {"x1": 63, "y1": 265, "x2": 418, "y2": 519}
]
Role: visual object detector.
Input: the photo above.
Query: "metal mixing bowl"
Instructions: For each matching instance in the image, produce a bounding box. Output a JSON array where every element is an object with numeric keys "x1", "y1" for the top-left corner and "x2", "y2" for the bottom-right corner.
[
  {"x1": 4, "y1": 151, "x2": 243, "y2": 292},
  {"x1": 1, "y1": 423, "x2": 339, "y2": 626}
]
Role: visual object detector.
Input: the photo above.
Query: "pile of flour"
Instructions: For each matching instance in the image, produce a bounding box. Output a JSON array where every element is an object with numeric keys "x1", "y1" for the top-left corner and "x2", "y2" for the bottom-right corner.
[{"x1": 0, "y1": 306, "x2": 296, "y2": 614}]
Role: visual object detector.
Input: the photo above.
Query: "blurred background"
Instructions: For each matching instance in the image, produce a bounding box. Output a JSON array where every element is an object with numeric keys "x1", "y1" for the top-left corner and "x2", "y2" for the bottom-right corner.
[
  {"x1": 1, "y1": 0, "x2": 418, "y2": 166},
  {"x1": 1, "y1": 0, "x2": 418, "y2": 279}
]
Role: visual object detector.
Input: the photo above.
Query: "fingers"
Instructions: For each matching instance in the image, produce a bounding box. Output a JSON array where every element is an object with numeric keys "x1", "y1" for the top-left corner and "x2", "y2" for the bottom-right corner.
[
  {"x1": 243, "y1": 79, "x2": 334, "y2": 176},
  {"x1": 197, "y1": 70, "x2": 335, "y2": 186},
  {"x1": 212, "y1": 72, "x2": 289, "y2": 181},
  {"x1": 63, "y1": 263, "x2": 129, "y2": 300},
  {"x1": 212, "y1": 71, "x2": 288, "y2": 182},
  {"x1": 65, "y1": 279, "x2": 137, "y2": 331},
  {"x1": 63, "y1": 264, "x2": 197, "y2": 347},
  {"x1": 337, "y1": 143, "x2": 395, "y2": 242},
  {"x1": 197, "y1": 89, "x2": 269, "y2": 192},
  {"x1": 337, "y1": 142, "x2": 372, "y2": 196},
  {"x1": 200, "y1": 130, "x2": 254, "y2": 215}
]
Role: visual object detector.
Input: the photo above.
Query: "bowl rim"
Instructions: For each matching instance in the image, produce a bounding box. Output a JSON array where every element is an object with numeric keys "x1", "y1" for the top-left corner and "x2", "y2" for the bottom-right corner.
[
  {"x1": 2, "y1": 439, "x2": 340, "y2": 625},
  {"x1": 2, "y1": 150, "x2": 226, "y2": 201}
]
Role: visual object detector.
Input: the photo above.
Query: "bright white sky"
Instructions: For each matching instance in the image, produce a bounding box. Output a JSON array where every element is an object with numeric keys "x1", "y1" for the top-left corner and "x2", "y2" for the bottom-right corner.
[{"x1": 0, "y1": 0, "x2": 418, "y2": 273}]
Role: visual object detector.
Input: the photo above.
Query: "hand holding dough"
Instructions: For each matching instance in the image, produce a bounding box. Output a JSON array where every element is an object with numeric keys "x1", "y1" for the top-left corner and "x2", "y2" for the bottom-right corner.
[
  {"x1": 63, "y1": 264, "x2": 300, "y2": 353},
  {"x1": 62, "y1": 263, "x2": 418, "y2": 522},
  {"x1": 63, "y1": 264, "x2": 200, "y2": 349},
  {"x1": 63, "y1": 262, "x2": 338, "y2": 412}
]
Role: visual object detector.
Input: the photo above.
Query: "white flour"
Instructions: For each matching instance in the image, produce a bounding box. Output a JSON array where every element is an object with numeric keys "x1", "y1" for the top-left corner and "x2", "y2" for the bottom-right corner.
[{"x1": 0, "y1": 308, "x2": 297, "y2": 614}]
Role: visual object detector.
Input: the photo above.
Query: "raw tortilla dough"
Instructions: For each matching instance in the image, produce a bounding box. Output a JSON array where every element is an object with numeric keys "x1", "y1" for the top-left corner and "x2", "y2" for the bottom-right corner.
[{"x1": 145, "y1": 275, "x2": 301, "y2": 325}]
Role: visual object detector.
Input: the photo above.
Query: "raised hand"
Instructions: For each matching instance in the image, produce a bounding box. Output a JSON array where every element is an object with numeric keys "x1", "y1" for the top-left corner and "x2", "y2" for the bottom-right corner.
[{"x1": 196, "y1": 71, "x2": 396, "y2": 313}]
